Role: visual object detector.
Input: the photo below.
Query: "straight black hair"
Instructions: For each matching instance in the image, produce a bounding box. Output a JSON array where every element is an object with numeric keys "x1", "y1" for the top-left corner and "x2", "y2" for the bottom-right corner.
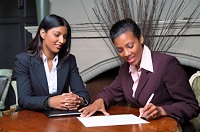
[
  {"x1": 110, "y1": 18, "x2": 141, "y2": 43},
  {"x1": 27, "y1": 14, "x2": 71, "y2": 63}
]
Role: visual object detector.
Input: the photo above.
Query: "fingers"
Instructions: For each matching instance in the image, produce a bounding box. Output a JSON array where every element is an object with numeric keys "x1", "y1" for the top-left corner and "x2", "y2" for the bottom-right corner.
[
  {"x1": 79, "y1": 107, "x2": 97, "y2": 117},
  {"x1": 62, "y1": 92, "x2": 73, "y2": 96},
  {"x1": 62, "y1": 93, "x2": 82, "y2": 107},
  {"x1": 67, "y1": 105, "x2": 79, "y2": 110},
  {"x1": 79, "y1": 98, "x2": 107, "y2": 117},
  {"x1": 139, "y1": 108, "x2": 144, "y2": 117},
  {"x1": 139, "y1": 103, "x2": 158, "y2": 120},
  {"x1": 102, "y1": 110, "x2": 110, "y2": 116},
  {"x1": 49, "y1": 94, "x2": 81, "y2": 110},
  {"x1": 79, "y1": 106, "x2": 109, "y2": 117},
  {"x1": 55, "y1": 102, "x2": 79, "y2": 110},
  {"x1": 63, "y1": 102, "x2": 80, "y2": 110}
]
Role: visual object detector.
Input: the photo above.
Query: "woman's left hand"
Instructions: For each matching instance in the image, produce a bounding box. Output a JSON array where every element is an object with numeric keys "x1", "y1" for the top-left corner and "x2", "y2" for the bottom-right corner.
[
  {"x1": 139, "y1": 103, "x2": 167, "y2": 120},
  {"x1": 61, "y1": 92, "x2": 84, "y2": 110}
]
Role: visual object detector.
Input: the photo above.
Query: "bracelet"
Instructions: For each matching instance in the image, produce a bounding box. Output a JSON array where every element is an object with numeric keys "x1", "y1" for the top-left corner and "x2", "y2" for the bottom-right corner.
[{"x1": 80, "y1": 97, "x2": 89, "y2": 106}]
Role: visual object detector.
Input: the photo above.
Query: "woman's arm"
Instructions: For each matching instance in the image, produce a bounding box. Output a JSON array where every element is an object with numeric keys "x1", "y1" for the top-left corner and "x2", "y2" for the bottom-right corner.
[
  {"x1": 161, "y1": 56, "x2": 199, "y2": 124},
  {"x1": 15, "y1": 53, "x2": 48, "y2": 110},
  {"x1": 67, "y1": 55, "x2": 90, "y2": 107}
]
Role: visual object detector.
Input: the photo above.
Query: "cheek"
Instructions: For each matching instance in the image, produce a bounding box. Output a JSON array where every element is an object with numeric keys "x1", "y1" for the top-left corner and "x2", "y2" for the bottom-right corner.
[
  {"x1": 64, "y1": 38, "x2": 67, "y2": 43},
  {"x1": 45, "y1": 35, "x2": 54, "y2": 42},
  {"x1": 118, "y1": 52, "x2": 125, "y2": 58},
  {"x1": 138, "y1": 45, "x2": 143, "y2": 54},
  {"x1": 44, "y1": 39, "x2": 53, "y2": 45}
]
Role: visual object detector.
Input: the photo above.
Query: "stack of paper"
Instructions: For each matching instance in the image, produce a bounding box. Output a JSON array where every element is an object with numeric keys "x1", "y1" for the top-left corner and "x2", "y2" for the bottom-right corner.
[{"x1": 77, "y1": 114, "x2": 149, "y2": 127}]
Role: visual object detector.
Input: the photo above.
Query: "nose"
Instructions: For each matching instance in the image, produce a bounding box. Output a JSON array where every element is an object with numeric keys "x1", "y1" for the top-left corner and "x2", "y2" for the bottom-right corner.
[
  {"x1": 59, "y1": 36, "x2": 65, "y2": 44},
  {"x1": 123, "y1": 49, "x2": 130, "y2": 57}
]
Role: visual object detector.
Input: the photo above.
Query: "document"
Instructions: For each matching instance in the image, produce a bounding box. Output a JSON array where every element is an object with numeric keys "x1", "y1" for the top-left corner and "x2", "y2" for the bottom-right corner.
[{"x1": 77, "y1": 114, "x2": 149, "y2": 127}]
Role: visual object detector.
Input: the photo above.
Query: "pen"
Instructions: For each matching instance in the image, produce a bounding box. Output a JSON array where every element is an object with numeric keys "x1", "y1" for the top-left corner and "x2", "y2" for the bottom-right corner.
[
  {"x1": 139, "y1": 93, "x2": 154, "y2": 118},
  {"x1": 145, "y1": 93, "x2": 154, "y2": 106}
]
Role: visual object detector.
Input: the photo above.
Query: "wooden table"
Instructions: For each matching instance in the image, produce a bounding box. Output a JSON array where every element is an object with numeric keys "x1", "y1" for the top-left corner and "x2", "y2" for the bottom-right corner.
[{"x1": 0, "y1": 106, "x2": 181, "y2": 132}]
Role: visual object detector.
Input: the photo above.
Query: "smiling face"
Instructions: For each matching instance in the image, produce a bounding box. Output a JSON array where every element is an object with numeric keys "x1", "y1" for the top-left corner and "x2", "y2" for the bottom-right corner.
[
  {"x1": 40, "y1": 26, "x2": 67, "y2": 58},
  {"x1": 114, "y1": 31, "x2": 144, "y2": 69}
]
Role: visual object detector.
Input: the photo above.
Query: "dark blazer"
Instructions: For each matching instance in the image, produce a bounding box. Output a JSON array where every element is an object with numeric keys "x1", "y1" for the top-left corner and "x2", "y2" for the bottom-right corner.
[
  {"x1": 15, "y1": 52, "x2": 90, "y2": 111},
  {"x1": 95, "y1": 51, "x2": 200, "y2": 125}
]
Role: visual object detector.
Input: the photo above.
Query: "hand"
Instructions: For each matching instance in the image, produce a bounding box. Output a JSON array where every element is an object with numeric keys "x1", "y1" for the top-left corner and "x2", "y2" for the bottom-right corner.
[
  {"x1": 139, "y1": 103, "x2": 167, "y2": 120},
  {"x1": 61, "y1": 92, "x2": 83, "y2": 110},
  {"x1": 78, "y1": 98, "x2": 109, "y2": 117},
  {"x1": 49, "y1": 92, "x2": 83, "y2": 110}
]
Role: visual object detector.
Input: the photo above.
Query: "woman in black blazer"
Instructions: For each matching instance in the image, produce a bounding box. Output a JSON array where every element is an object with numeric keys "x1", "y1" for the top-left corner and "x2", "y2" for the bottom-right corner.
[{"x1": 15, "y1": 14, "x2": 89, "y2": 111}]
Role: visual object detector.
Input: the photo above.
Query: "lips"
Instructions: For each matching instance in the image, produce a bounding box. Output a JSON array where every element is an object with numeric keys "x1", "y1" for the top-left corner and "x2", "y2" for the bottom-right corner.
[
  {"x1": 54, "y1": 44, "x2": 62, "y2": 49},
  {"x1": 127, "y1": 56, "x2": 135, "y2": 63}
]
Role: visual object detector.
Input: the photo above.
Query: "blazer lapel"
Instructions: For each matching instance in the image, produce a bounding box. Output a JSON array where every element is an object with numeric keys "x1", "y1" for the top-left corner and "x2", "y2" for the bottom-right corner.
[
  {"x1": 134, "y1": 69, "x2": 149, "y2": 99},
  {"x1": 57, "y1": 61, "x2": 69, "y2": 94},
  {"x1": 122, "y1": 63, "x2": 141, "y2": 107},
  {"x1": 127, "y1": 74, "x2": 142, "y2": 107},
  {"x1": 31, "y1": 55, "x2": 49, "y2": 95},
  {"x1": 126, "y1": 72, "x2": 134, "y2": 97}
]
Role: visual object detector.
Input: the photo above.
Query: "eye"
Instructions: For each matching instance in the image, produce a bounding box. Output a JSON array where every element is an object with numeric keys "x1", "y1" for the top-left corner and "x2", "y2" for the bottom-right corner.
[
  {"x1": 64, "y1": 35, "x2": 68, "y2": 38},
  {"x1": 54, "y1": 34, "x2": 59, "y2": 37},
  {"x1": 127, "y1": 43, "x2": 133, "y2": 48},
  {"x1": 116, "y1": 48, "x2": 123, "y2": 53}
]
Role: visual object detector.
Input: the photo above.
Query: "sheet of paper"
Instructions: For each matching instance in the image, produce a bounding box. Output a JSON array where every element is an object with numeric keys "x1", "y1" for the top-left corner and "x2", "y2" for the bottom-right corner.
[{"x1": 77, "y1": 114, "x2": 149, "y2": 127}]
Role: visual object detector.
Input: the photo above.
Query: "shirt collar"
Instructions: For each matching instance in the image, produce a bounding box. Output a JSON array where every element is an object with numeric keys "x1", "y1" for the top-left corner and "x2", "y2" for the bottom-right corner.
[
  {"x1": 42, "y1": 52, "x2": 58, "y2": 64},
  {"x1": 129, "y1": 44, "x2": 154, "y2": 73}
]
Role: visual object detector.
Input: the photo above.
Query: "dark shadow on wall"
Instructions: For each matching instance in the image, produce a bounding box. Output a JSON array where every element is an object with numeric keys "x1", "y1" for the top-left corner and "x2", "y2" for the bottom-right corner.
[
  {"x1": 85, "y1": 66, "x2": 120, "y2": 102},
  {"x1": 182, "y1": 65, "x2": 200, "y2": 79}
]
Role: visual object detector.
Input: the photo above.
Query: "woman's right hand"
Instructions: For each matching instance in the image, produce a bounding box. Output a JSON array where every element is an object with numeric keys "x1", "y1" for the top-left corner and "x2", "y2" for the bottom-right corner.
[
  {"x1": 48, "y1": 95, "x2": 69, "y2": 110},
  {"x1": 49, "y1": 92, "x2": 81, "y2": 110},
  {"x1": 78, "y1": 98, "x2": 109, "y2": 117}
]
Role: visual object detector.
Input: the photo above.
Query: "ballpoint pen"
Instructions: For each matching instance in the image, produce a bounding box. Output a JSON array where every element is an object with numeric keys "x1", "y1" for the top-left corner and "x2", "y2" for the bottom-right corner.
[{"x1": 139, "y1": 93, "x2": 154, "y2": 118}]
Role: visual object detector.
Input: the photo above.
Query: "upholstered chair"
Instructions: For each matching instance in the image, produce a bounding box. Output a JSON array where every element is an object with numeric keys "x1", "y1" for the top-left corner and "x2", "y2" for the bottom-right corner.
[{"x1": 189, "y1": 71, "x2": 200, "y2": 131}]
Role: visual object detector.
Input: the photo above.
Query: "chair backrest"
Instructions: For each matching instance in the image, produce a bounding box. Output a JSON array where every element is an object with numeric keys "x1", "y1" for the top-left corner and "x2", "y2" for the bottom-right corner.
[
  {"x1": 0, "y1": 76, "x2": 8, "y2": 99},
  {"x1": 11, "y1": 80, "x2": 18, "y2": 107},
  {"x1": 0, "y1": 69, "x2": 12, "y2": 110},
  {"x1": 189, "y1": 71, "x2": 200, "y2": 131}
]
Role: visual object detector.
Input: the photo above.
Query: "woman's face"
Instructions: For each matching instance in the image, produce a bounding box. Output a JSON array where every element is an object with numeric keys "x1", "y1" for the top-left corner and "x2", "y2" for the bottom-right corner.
[
  {"x1": 40, "y1": 26, "x2": 67, "y2": 57},
  {"x1": 114, "y1": 31, "x2": 144, "y2": 68}
]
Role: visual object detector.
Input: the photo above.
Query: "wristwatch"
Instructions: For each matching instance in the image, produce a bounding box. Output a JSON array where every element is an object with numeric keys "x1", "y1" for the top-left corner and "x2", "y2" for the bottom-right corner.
[{"x1": 43, "y1": 97, "x2": 51, "y2": 110}]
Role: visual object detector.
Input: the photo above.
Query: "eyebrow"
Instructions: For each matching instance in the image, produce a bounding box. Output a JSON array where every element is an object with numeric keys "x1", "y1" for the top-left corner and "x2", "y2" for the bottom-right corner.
[{"x1": 53, "y1": 30, "x2": 67, "y2": 35}]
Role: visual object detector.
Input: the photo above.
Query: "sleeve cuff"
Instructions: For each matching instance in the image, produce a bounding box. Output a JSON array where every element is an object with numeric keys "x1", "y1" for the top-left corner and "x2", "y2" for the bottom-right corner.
[
  {"x1": 84, "y1": 98, "x2": 89, "y2": 106},
  {"x1": 43, "y1": 97, "x2": 51, "y2": 110}
]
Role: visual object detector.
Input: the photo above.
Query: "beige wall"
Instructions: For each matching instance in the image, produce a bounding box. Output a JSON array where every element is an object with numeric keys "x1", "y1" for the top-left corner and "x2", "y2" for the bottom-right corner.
[
  {"x1": 28, "y1": 0, "x2": 200, "y2": 82},
  {"x1": 49, "y1": 0, "x2": 200, "y2": 24},
  {"x1": 49, "y1": 0, "x2": 98, "y2": 24}
]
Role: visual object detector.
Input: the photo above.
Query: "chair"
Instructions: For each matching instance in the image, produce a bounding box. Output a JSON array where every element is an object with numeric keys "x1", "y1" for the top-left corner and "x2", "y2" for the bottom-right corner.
[
  {"x1": 10, "y1": 81, "x2": 18, "y2": 108},
  {"x1": 5, "y1": 80, "x2": 18, "y2": 115},
  {"x1": 189, "y1": 71, "x2": 200, "y2": 131},
  {"x1": 1, "y1": 76, "x2": 18, "y2": 116},
  {"x1": 0, "y1": 69, "x2": 12, "y2": 116}
]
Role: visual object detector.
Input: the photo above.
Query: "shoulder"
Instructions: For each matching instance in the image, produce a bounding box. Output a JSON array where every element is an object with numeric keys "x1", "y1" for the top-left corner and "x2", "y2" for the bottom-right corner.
[
  {"x1": 60, "y1": 54, "x2": 77, "y2": 67},
  {"x1": 67, "y1": 54, "x2": 76, "y2": 60},
  {"x1": 151, "y1": 51, "x2": 183, "y2": 75},
  {"x1": 15, "y1": 52, "x2": 31, "y2": 61},
  {"x1": 152, "y1": 51, "x2": 179, "y2": 64},
  {"x1": 15, "y1": 52, "x2": 40, "y2": 66},
  {"x1": 16, "y1": 52, "x2": 31, "y2": 58},
  {"x1": 63, "y1": 54, "x2": 76, "y2": 63}
]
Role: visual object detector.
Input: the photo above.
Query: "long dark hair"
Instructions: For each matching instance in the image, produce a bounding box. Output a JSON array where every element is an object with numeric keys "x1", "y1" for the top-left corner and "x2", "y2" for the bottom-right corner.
[
  {"x1": 27, "y1": 14, "x2": 71, "y2": 63},
  {"x1": 110, "y1": 18, "x2": 141, "y2": 43}
]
